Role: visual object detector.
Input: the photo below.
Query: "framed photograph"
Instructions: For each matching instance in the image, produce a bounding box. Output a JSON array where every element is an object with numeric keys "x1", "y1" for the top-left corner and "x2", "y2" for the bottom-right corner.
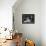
[{"x1": 22, "y1": 14, "x2": 35, "y2": 24}]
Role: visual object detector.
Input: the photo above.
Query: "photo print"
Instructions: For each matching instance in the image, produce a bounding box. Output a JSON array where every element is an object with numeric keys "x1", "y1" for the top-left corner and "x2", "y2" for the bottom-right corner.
[{"x1": 22, "y1": 14, "x2": 35, "y2": 24}]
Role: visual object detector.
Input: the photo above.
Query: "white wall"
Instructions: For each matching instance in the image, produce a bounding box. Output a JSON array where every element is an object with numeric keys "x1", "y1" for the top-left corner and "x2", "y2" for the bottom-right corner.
[
  {"x1": 13, "y1": 0, "x2": 41, "y2": 46},
  {"x1": 41, "y1": 0, "x2": 46, "y2": 46},
  {"x1": 0, "y1": 0, "x2": 16, "y2": 30}
]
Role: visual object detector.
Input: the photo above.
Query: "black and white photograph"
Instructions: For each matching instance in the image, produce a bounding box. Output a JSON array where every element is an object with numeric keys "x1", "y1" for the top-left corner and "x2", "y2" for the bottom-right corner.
[{"x1": 22, "y1": 14, "x2": 35, "y2": 24}]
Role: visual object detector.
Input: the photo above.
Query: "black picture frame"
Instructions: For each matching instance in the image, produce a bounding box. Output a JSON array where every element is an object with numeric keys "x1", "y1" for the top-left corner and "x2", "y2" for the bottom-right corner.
[{"x1": 22, "y1": 14, "x2": 35, "y2": 24}]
